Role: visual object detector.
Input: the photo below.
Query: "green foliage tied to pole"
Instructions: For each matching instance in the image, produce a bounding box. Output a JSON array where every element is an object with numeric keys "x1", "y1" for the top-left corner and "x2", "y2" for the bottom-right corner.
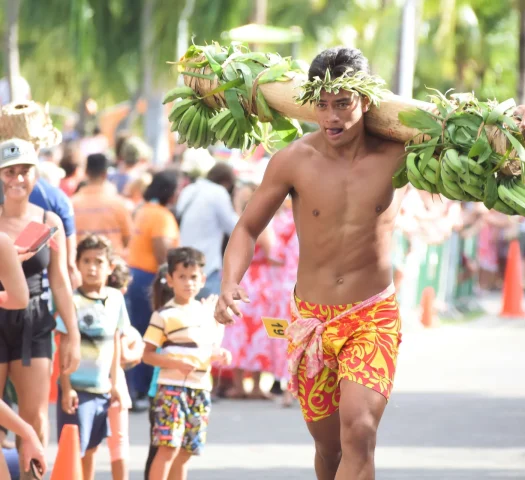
[
  {"x1": 394, "y1": 89, "x2": 525, "y2": 216},
  {"x1": 164, "y1": 41, "x2": 308, "y2": 152}
]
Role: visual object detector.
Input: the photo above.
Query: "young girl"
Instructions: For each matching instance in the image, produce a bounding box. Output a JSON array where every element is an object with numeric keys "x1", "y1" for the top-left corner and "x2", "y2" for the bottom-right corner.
[
  {"x1": 144, "y1": 264, "x2": 173, "y2": 480},
  {"x1": 107, "y1": 256, "x2": 144, "y2": 480}
]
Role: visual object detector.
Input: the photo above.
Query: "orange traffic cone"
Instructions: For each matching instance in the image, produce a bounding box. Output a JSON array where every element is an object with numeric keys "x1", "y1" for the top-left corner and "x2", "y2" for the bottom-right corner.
[
  {"x1": 51, "y1": 424, "x2": 83, "y2": 480},
  {"x1": 420, "y1": 286, "x2": 437, "y2": 328},
  {"x1": 500, "y1": 239, "x2": 525, "y2": 318}
]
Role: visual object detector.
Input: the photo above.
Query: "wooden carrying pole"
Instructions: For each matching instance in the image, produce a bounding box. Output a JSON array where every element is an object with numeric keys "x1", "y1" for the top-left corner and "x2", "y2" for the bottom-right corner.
[
  {"x1": 185, "y1": 69, "x2": 513, "y2": 155},
  {"x1": 259, "y1": 73, "x2": 437, "y2": 144}
]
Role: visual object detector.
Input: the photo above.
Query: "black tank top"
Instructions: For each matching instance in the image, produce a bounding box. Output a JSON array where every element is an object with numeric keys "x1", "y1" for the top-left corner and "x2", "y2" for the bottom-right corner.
[{"x1": 0, "y1": 211, "x2": 51, "y2": 296}]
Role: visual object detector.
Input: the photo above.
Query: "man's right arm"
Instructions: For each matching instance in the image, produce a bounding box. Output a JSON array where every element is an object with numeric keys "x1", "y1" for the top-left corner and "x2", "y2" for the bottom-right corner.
[{"x1": 216, "y1": 149, "x2": 294, "y2": 324}]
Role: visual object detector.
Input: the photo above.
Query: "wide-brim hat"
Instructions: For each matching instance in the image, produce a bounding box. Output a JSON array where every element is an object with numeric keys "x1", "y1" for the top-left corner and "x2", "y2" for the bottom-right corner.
[{"x1": 0, "y1": 101, "x2": 62, "y2": 150}]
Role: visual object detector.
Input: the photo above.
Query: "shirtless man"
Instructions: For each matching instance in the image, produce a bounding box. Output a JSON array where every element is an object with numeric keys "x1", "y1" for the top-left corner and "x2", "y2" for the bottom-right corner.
[{"x1": 214, "y1": 47, "x2": 525, "y2": 479}]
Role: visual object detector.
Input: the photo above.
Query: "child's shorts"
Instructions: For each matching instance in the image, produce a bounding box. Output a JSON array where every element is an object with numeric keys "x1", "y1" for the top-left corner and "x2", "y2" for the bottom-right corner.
[
  {"x1": 56, "y1": 388, "x2": 110, "y2": 457},
  {"x1": 152, "y1": 385, "x2": 211, "y2": 455}
]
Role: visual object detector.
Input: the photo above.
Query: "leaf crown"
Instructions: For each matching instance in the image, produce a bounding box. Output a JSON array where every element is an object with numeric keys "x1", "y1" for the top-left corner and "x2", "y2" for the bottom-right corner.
[{"x1": 296, "y1": 67, "x2": 389, "y2": 107}]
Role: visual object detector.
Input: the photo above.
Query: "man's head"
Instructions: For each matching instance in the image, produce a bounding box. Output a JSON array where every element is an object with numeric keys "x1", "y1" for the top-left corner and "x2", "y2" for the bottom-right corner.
[
  {"x1": 76, "y1": 235, "x2": 113, "y2": 289},
  {"x1": 86, "y1": 153, "x2": 109, "y2": 181},
  {"x1": 166, "y1": 247, "x2": 206, "y2": 304},
  {"x1": 308, "y1": 47, "x2": 373, "y2": 147},
  {"x1": 121, "y1": 136, "x2": 152, "y2": 168},
  {"x1": 206, "y1": 162, "x2": 236, "y2": 195}
]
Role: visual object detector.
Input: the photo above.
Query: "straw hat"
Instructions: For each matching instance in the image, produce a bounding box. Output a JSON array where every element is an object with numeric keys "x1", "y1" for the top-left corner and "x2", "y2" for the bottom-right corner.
[{"x1": 0, "y1": 101, "x2": 62, "y2": 150}]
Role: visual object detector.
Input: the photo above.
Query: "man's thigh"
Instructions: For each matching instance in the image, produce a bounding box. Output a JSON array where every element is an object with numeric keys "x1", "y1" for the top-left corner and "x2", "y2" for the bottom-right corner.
[{"x1": 338, "y1": 379, "x2": 387, "y2": 436}]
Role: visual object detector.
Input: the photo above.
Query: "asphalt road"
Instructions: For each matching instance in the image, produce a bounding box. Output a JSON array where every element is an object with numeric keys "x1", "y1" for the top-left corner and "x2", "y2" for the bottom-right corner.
[{"x1": 44, "y1": 313, "x2": 525, "y2": 479}]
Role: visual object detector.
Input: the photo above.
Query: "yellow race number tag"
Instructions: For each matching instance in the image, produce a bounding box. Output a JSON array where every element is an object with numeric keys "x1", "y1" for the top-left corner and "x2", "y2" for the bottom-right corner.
[{"x1": 261, "y1": 317, "x2": 289, "y2": 339}]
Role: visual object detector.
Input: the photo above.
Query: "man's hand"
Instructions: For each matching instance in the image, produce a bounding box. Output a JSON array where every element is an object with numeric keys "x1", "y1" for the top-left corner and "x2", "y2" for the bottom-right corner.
[
  {"x1": 20, "y1": 426, "x2": 47, "y2": 477},
  {"x1": 59, "y1": 333, "x2": 81, "y2": 375},
  {"x1": 61, "y1": 387, "x2": 79, "y2": 415},
  {"x1": 215, "y1": 283, "x2": 250, "y2": 325}
]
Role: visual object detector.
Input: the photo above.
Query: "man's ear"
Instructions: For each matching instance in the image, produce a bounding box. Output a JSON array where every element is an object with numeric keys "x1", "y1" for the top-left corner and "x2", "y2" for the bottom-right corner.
[
  {"x1": 165, "y1": 273, "x2": 174, "y2": 288},
  {"x1": 362, "y1": 96, "x2": 371, "y2": 113}
]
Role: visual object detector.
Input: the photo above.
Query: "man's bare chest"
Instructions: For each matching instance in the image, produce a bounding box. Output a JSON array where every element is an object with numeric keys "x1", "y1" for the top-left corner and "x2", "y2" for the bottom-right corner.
[{"x1": 292, "y1": 167, "x2": 396, "y2": 222}]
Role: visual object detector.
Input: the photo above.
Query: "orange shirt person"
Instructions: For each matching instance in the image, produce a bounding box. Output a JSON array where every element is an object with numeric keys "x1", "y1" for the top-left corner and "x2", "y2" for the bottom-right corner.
[
  {"x1": 72, "y1": 154, "x2": 133, "y2": 259},
  {"x1": 125, "y1": 170, "x2": 179, "y2": 410}
]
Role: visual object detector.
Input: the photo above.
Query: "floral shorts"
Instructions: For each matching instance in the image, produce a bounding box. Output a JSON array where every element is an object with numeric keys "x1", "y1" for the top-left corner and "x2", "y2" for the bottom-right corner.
[
  {"x1": 152, "y1": 385, "x2": 211, "y2": 455},
  {"x1": 289, "y1": 293, "x2": 402, "y2": 423}
]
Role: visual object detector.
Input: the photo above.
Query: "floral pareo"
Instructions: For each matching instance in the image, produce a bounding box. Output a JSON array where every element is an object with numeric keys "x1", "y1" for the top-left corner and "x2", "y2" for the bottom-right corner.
[
  {"x1": 152, "y1": 385, "x2": 211, "y2": 455},
  {"x1": 288, "y1": 292, "x2": 402, "y2": 423}
]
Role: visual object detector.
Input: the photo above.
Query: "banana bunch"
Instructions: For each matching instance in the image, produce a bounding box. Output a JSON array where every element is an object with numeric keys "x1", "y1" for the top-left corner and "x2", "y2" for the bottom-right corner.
[
  {"x1": 393, "y1": 148, "x2": 525, "y2": 216},
  {"x1": 165, "y1": 87, "x2": 216, "y2": 148}
]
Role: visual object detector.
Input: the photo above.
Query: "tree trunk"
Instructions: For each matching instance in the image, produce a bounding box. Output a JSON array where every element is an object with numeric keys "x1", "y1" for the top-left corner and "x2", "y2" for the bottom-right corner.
[
  {"x1": 251, "y1": 0, "x2": 268, "y2": 51},
  {"x1": 519, "y1": 0, "x2": 525, "y2": 104},
  {"x1": 5, "y1": 0, "x2": 21, "y2": 102},
  {"x1": 394, "y1": 0, "x2": 419, "y2": 97}
]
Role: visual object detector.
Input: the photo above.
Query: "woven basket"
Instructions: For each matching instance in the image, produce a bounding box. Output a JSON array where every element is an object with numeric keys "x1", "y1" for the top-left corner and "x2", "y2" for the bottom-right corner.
[{"x1": 0, "y1": 101, "x2": 62, "y2": 149}]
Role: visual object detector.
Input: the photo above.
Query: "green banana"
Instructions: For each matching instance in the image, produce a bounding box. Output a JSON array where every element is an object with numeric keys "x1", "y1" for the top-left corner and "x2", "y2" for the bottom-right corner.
[
  {"x1": 163, "y1": 86, "x2": 196, "y2": 104},
  {"x1": 498, "y1": 182, "x2": 525, "y2": 215},
  {"x1": 493, "y1": 199, "x2": 517, "y2": 215},
  {"x1": 483, "y1": 174, "x2": 498, "y2": 209},
  {"x1": 186, "y1": 106, "x2": 202, "y2": 147},
  {"x1": 459, "y1": 154, "x2": 486, "y2": 176},
  {"x1": 178, "y1": 105, "x2": 198, "y2": 139},
  {"x1": 168, "y1": 98, "x2": 197, "y2": 123},
  {"x1": 392, "y1": 162, "x2": 409, "y2": 189},
  {"x1": 407, "y1": 169, "x2": 423, "y2": 190},
  {"x1": 407, "y1": 153, "x2": 434, "y2": 192},
  {"x1": 195, "y1": 109, "x2": 208, "y2": 148},
  {"x1": 225, "y1": 123, "x2": 240, "y2": 149},
  {"x1": 459, "y1": 181, "x2": 483, "y2": 200},
  {"x1": 421, "y1": 167, "x2": 438, "y2": 185},
  {"x1": 436, "y1": 176, "x2": 459, "y2": 200},
  {"x1": 442, "y1": 178, "x2": 464, "y2": 198},
  {"x1": 217, "y1": 117, "x2": 236, "y2": 142},
  {"x1": 443, "y1": 149, "x2": 464, "y2": 175},
  {"x1": 209, "y1": 109, "x2": 233, "y2": 132}
]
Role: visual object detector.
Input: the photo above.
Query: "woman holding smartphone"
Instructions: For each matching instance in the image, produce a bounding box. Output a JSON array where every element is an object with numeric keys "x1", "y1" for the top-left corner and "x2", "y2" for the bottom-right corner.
[{"x1": 0, "y1": 138, "x2": 80, "y2": 480}]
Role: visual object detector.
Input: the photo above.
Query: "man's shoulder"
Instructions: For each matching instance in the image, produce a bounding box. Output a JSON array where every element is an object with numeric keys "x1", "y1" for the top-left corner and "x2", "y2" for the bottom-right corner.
[{"x1": 370, "y1": 136, "x2": 406, "y2": 157}]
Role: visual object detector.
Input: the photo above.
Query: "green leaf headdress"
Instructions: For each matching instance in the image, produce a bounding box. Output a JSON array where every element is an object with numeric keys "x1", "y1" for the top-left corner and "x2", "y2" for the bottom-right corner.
[{"x1": 296, "y1": 68, "x2": 389, "y2": 107}]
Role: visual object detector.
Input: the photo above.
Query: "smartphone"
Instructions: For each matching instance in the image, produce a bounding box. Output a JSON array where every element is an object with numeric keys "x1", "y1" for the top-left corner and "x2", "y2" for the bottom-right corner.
[
  {"x1": 15, "y1": 221, "x2": 58, "y2": 253},
  {"x1": 30, "y1": 459, "x2": 43, "y2": 480}
]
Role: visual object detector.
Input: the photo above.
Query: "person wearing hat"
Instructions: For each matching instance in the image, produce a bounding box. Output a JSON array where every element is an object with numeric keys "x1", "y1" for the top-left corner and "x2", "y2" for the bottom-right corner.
[{"x1": 0, "y1": 138, "x2": 80, "y2": 479}]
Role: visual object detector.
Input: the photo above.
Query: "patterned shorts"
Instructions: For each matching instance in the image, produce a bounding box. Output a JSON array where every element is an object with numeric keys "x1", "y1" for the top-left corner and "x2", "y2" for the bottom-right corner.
[
  {"x1": 152, "y1": 385, "x2": 211, "y2": 455},
  {"x1": 289, "y1": 293, "x2": 402, "y2": 423}
]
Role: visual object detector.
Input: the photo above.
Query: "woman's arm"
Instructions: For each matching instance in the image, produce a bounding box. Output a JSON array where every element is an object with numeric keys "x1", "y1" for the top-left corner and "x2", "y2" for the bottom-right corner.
[
  {"x1": 47, "y1": 212, "x2": 80, "y2": 374},
  {"x1": 0, "y1": 233, "x2": 29, "y2": 309}
]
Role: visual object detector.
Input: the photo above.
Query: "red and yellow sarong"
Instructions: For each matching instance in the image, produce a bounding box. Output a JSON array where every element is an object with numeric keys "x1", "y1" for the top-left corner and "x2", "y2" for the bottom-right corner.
[{"x1": 286, "y1": 284, "x2": 402, "y2": 423}]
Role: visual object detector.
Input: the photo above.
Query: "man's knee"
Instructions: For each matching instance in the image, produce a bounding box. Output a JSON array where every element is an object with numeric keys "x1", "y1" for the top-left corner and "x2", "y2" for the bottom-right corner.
[
  {"x1": 315, "y1": 440, "x2": 342, "y2": 468},
  {"x1": 340, "y1": 415, "x2": 377, "y2": 455}
]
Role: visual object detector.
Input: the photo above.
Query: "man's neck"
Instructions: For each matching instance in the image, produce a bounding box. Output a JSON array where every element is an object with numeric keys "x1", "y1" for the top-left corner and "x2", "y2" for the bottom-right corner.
[{"x1": 86, "y1": 176, "x2": 106, "y2": 186}]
